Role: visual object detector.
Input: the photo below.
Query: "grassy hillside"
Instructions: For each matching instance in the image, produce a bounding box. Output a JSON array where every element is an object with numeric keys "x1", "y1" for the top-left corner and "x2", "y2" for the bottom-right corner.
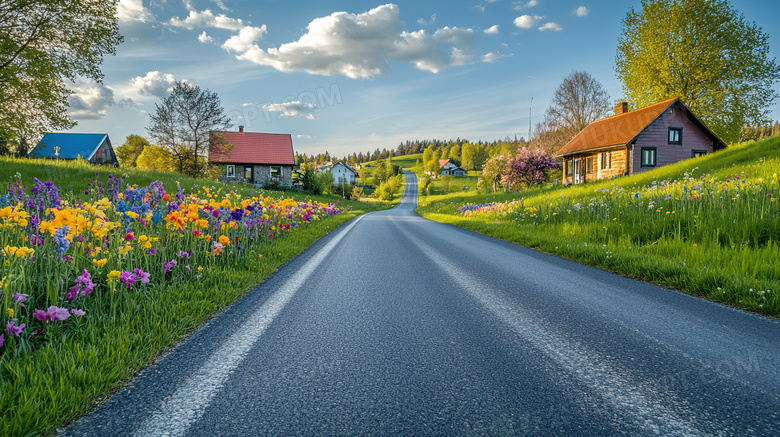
[
  {"x1": 0, "y1": 157, "x2": 392, "y2": 435},
  {"x1": 417, "y1": 137, "x2": 780, "y2": 318}
]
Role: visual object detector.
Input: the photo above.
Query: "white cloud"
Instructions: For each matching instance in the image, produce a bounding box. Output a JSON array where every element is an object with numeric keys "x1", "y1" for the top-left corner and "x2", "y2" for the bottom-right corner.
[
  {"x1": 68, "y1": 81, "x2": 116, "y2": 120},
  {"x1": 417, "y1": 13, "x2": 436, "y2": 25},
  {"x1": 169, "y1": 9, "x2": 246, "y2": 31},
  {"x1": 513, "y1": 0, "x2": 538, "y2": 10},
  {"x1": 130, "y1": 71, "x2": 177, "y2": 98},
  {"x1": 481, "y1": 52, "x2": 511, "y2": 63},
  {"x1": 221, "y1": 4, "x2": 478, "y2": 79},
  {"x1": 211, "y1": 0, "x2": 229, "y2": 11},
  {"x1": 117, "y1": 0, "x2": 153, "y2": 23},
  {"x1": 473, "y1": 5, "x2": 486, "y2": 12},
  {"x1": 263, "y1": 101, "x2": 317, "y2": 119},
  {"x1": 514, "y1": 15, "x2": 541, "y2": 29},
  {"x1": 539, "y1": 22, "x2": 562, "y2": 31},
  {"x1": 198, "y1": 31, "x2": 215, "y2": 43},
  {"x1": 222, "y1": 25, "x2": 268, "y2": 52},
  {"x1": 575, "y1": 6, "x2": 589, "y2": 17},
  {"x1": 296, "y1": 134, "x2": 312, "y2": 139},
  {"x1": 484, "y1": 25, "x2": 499, "y2": 34}
]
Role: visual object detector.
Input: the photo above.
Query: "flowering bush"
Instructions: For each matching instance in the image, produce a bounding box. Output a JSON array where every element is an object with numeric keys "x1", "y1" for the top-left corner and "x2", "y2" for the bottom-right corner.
[{"x1": 0, "y1": 174, "x2": 344, "y2": 355}]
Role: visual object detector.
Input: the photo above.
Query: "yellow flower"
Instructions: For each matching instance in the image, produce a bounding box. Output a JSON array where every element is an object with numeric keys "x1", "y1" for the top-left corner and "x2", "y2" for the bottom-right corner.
[
  {"x1": 142, "y1": 241, "x2": 152, "y2": 250},
  {"x1": 2, "y1": 245, "x2": 18, "y2": 257},
  {"x1": 138, "y1": 235, "x2": 149, "y2": 243},
  {"x1": 6, "y1": 308, "x2": 13, "y2": 318},
  {"x1": 15, "y1": 247, "x2": 33, "y2": 259},
  {"x1": 107, "y1": 270, "x2": 121, "y2": 281},
  {"x1": 197, "y1": 266, "x2": 203, "y2": 272},
  {"x1": 125, "y1": 211, "x2": 139, "y2": 220},
  {"x1": 118, "y1": 244, "x2": 132, "y2": 255},
  {"x1": 92, "y1": 258, "x2": 108, "y2": 268}
]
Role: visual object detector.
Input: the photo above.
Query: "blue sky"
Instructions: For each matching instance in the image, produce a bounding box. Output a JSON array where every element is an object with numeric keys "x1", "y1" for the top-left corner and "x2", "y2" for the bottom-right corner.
[{"x1": 69, "y1": 0, "x2": 780, "y2": 157}]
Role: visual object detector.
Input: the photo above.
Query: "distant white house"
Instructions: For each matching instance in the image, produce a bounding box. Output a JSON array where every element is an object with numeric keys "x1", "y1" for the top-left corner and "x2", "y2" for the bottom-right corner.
[
  {"x1": 328, "y1": 162, "x2": 357, "y2": 184},
  {"x1": 438, "y1": 159, "x2": 467, "y2": 176}
]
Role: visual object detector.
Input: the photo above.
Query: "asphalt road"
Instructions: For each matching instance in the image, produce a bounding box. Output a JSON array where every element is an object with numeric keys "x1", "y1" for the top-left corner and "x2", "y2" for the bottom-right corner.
[{"x1": 64, "y1": 171, "x2": 780, "y2": 436}]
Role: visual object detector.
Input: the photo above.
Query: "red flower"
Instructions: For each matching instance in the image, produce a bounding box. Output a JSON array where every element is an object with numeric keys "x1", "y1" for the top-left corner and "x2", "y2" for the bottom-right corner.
[
  {"x1": 125, "y1": 233, "x2": 134, "y2": 241},
  {"x1": 162, "y1": 194, "x2": 171, "y2": 202},
  {"x1": 234, "y1": 236, "x2": 239, "y2": 243}
]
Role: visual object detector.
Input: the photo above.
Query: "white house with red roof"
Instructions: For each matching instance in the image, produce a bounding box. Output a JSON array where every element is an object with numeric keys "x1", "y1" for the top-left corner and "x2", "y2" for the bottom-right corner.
[
  {"x1": 209, "y1": 126, "x2": 295, "y2": 187},
  {"x1": 438, "y1": 159, "x2": 467, "y2": 176}
]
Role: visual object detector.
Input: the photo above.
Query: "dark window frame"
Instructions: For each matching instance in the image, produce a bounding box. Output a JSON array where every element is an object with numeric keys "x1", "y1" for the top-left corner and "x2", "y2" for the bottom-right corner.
[
  {"x1": 668, "y1": 127, "x2": 683, "y2": 145},
  {"x1": 641, "y1": 147, "x2": 657, "y2": 167},
  {"x1": 586, "y1": 156, "x2": 593, "y2": 174},
  {"x1": 270, "y1": 166, "x2": 282, "y2": 179},
  {"x1": 566, "y1": 159, "x2": 573, "y2": 176},
  {"x1": 691, "y1": 149, "x2": 707, "y2": 158},
  {"x1": 226, "y1": 165, "x2": 235, "y2": 178}
]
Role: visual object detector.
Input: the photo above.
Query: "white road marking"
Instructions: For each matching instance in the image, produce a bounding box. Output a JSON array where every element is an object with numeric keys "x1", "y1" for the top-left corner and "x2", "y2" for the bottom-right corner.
[
  {"x1": 134, "y1": 216, "x2": 364, "y2": 437},
  {"x1": 396, "y1": 225, "x2": 702, "y2": 436}
]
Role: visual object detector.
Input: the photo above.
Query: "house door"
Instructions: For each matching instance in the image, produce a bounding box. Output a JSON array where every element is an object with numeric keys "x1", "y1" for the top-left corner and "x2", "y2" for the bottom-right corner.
[
  {"x1": 573, "y1": 160, "x2": 581, "y2": 184},
  {"x1": 244, "y1": 166, "x2": 253, "y2": 183}
]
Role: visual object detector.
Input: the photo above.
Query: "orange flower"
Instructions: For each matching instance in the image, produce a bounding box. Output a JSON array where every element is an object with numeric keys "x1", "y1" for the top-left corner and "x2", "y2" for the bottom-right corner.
[
  {"x1": 218, "y1": 235, "x2": 230, "y2": 246},
  {"x1": 162, "y1": 194, "x2": 171, "y2": 202}
]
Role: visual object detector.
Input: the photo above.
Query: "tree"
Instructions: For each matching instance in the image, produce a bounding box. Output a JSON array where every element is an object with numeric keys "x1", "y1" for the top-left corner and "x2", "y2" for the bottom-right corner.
[
  {"x1": 532, "y1": 71, "x2": 611, "y2": 155},
  {"x1": 0, "y1": 1, "x2": 122, "y2": 141},
  {"x1": 136, "y1": 145, "x2": 175, "y2": 172},
  {"x1": 505, "y1": 148, "x2": 559, "y2": 188},
  {"x1": 616, "y1": 0, "x2": 780, "y2": 144},
  {"x1": 147, "y1": 81, "x2": 231, "y2": 178},
  {"x1": 115, "y1": 135, "x2": 149, "y2": 167}
]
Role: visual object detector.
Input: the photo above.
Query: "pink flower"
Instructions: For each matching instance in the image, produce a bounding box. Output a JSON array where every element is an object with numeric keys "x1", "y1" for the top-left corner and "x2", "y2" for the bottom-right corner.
[
  {"x1": 12, "y1": 293, "x2": 28, "y2": 303},
  {"x1": 70, "y1": 309, "x2": 86, "y2": 317},
  {"x1": 125, "y1": 233, "x2": 135, "y2": 241},
  {"x1": 192, "y1": 229, "x2": 201, "y2": 236},
  {"x1": 6, "y1": 320, "x2": 24, "y2": 336}
]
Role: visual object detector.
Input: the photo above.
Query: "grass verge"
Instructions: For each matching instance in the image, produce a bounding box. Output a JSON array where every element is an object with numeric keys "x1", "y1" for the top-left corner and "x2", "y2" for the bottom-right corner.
[{"x1": 416, "y1": 137, "x2": 780, "y2": 319}]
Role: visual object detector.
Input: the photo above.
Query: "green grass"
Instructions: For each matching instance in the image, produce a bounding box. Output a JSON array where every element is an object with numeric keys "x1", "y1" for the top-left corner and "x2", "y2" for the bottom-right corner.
[
  {"x1": 0, "y1": 158, "x2": 393, "y2": 436},
  {"x1": 416, "y1": 137, "x2": 780, "y2": 318}
]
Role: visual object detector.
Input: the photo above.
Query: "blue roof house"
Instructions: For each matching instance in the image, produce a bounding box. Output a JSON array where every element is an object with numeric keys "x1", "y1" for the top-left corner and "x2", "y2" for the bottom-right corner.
[{"x1": 29, "y1": 133, "x2": 118, "y2": 166}]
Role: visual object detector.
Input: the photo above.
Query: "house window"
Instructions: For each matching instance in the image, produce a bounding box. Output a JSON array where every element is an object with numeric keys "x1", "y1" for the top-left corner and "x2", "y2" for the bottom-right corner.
[
  {"x1": 586, "y1": 156, "x2": 593, "y2": 174},
  {"x1": 244, "y1": 166, "x2": 253, "y2": 180},
  {"x1": 226, "y1": 165, "x2": 235, "y2": 178},
  {"x1": 270, "y1": 166, "x2": 282, "y2": 179},
  {"x1": 691, "y1": 150, "x2": 707, "y2": 158},
  {"x1": 668, "y1": 127, "x2": 682, "y2": 144},
  {"x1": 566, "y1": 159, "x2": 573, "y2": 176},
  {"x1": 600, "y1": 152, "x2": 612, "y2": 170},
  {"x1": 641, "y1": 147, "x2": 657, "y2": 167}
]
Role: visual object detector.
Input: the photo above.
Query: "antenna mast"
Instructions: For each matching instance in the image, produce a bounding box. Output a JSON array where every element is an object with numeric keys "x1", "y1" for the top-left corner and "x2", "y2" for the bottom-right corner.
[{"x1": 528, "y1": 97, "x2": 533, "y2": 142}]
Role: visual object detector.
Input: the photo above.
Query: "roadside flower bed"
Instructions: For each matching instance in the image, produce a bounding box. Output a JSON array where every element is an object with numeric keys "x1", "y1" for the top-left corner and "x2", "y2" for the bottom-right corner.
[
  {"x1": 451, "y1": 170, "x2": 780, "y2": 314},
  {"x1": 0, "y1": 173, "x2": 344, "y2": 354}
]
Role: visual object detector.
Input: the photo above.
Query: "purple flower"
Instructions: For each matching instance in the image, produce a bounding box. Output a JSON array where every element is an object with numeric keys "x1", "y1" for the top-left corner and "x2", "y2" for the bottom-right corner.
[
  {"x1": 185, "y1": 265, "x2": 191, "y2": 271},
  {"x1": 120, "y1": 271, "x2": 136, "y2": 288},
  {"x1": 164, "y1": 259, "x2": 178, "y2": 273},
  {"x1": 33, "y1": 306, "x2": 71, "y2": 322},
  {"x1": 149, "y1": 248, "x2": 157, "y2": 255},
  {"x1": 0, "y1": 333, "x2": 4, "y2": 347},
  {"x1": 71, "y1": 309, "x2": 86, "y2": 317},
  {"x1": 12, "y1": 293, "x2": 28, "y2": 303},
  {"x1": 133, "y1": 268, "x2": 151, "y2": 284},
  {"x1": 6, "y1": 320, "x2": 25, "y2": 336}
]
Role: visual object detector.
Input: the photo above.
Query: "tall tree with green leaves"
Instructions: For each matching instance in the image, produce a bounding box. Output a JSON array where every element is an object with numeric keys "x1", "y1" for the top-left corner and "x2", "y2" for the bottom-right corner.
[
  {"x1": 0, "y1": 0, "x2": 122, "y2": 142},
  {"x1": 115, "y1": 135, "x2": 149, "y2": 167},
  {"x1": 147, "y1": 81, "x2": 231, "y2": 178},
  {"x1": 615, "y1": 0, "x2": 780, "y2": 144}
]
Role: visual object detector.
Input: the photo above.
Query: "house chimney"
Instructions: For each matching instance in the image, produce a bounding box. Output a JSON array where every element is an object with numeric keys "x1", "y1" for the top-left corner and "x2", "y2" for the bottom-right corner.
[
  {"x1": 614, "y1": 102, "x2": 629, "y2": 115},
  {"x1": 238, "y1": 125, "x2": 244, "y2": 133}
]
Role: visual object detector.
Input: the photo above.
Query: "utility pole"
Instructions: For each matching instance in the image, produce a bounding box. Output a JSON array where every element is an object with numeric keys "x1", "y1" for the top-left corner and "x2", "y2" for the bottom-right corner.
[{"x1": 528, "y1": 97, "x2": 533, "y2": 142}]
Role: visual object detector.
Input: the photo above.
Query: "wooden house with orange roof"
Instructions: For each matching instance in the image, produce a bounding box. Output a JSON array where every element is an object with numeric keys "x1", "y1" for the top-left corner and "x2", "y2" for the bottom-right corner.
[{"x1": 555, "y1": 98, "x2": 726, "y2": 185}]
